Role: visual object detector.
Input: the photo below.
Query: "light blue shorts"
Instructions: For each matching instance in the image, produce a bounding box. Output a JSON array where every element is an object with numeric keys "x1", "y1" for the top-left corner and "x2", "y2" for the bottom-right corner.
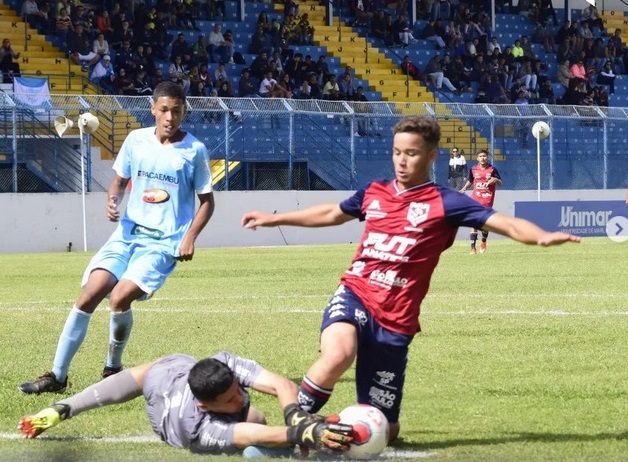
[{"x1": 82, "y1": 237, "x2": 177, "y2": 300}]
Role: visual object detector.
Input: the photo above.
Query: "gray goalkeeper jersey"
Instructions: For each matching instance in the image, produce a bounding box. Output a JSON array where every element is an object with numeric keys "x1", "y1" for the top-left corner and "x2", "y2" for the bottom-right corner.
[{"x1": 143, "y1": 351, "x2": 263, "y2": 454}]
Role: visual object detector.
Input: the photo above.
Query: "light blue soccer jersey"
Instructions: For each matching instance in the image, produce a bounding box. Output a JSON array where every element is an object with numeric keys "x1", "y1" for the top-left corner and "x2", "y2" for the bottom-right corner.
[{"x1": 112, "y1": 127, "x2": 213, "y2": 256}]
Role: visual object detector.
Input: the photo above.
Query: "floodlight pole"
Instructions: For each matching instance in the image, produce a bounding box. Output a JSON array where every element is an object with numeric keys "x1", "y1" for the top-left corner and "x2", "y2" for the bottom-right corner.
[
  {"x1": 79, "y1": 127, "x2": 88, "y2": 252},
  {"x1": 536, "y1": 132, "x2": 541, "y2": 202}
]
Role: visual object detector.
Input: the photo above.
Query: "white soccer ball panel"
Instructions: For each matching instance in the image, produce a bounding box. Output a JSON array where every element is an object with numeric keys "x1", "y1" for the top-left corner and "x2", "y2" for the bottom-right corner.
[{"x1": 338, "y1": 404, "x2": 389, "y2": 459}]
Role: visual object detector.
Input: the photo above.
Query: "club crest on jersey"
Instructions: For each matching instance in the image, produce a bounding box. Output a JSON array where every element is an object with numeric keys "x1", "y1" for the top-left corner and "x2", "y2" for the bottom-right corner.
[{"x1": 407, "y1": 202, "x2": 430, "y2": 227}]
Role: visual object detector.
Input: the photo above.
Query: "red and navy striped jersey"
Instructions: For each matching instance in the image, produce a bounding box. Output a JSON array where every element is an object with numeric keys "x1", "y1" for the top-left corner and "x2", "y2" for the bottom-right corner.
[
  {"x1": 468, "y1": 163, "x2": 501, "y2": 207},
  {"x1": 339, "y1": 180, "x2": 495, "y2": 336}
]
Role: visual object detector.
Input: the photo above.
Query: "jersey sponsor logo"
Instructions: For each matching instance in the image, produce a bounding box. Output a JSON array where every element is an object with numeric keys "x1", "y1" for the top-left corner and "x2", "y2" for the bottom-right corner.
[
  {"x1": 368, "y1": 269, "x2": 408, "y2": 290},
  {"x1": 368, "y1": 386, "x2": 396, "y2": 409},
  {"x1": 142, "y1": 188, "x2": 170, "y2": 203},
  {"x1": 407, "y1": 202, "x2": 430, "y2": 227},
  {"x1": 137, "y1": 170, "x2": 180, "y2": 185},
  {"x1": 361, "y1": 233, "x2": 416, "y2": 262},
  {"x1": 354, "y1": 308, "x2": 368, "y2": 326},
  {"x1": 365, "y1": 199, "x2": 387, "y2": 219},
  {"x1": 131, "y1": 223, "x2": 164, "y2": 239}
]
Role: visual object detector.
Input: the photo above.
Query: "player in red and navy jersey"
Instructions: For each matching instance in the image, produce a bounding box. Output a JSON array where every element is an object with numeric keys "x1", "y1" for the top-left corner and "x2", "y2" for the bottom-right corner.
[
  {"x1": 460, "y1": 149, "x2": 502, "y2": 254},
  {"x1": 241, "y1": 116, "x2": 579, "y2": 442}
]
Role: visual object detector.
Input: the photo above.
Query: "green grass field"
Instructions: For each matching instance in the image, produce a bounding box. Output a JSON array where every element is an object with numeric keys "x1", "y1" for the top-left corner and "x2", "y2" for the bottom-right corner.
[{"x1": 0, "y1": 239, "x2": 627, "y2": 461}]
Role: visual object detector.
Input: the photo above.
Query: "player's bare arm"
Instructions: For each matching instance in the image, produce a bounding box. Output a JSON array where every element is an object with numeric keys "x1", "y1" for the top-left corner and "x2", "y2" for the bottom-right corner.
[
  {"x1": 178, "y1": 192, "x2": 215, "y2": 261},
  {"x1": 459, "y1": 180, "x2": 472, "y2": 192},
  {"x1": 106, "y1": 175, "x2": 129, "y2": 222},
  {"x1": 242, "y1": 203, "x2": 355, "y2": 230},
  {"x1": 483, "y1": 213, "x2": 581, "y2": 246},
  {"x1": 250, "y1": 369, "x2": 299, "y2": 410},
  {"x1": 487, "y1": 177, "x2": 502, "y2": 187}
]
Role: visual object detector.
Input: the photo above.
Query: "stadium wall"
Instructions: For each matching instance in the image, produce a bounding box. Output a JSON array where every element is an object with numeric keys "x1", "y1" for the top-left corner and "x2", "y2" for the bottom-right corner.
[{"x1": 0, "y1": 190, "x2": 623, "y2": 253}]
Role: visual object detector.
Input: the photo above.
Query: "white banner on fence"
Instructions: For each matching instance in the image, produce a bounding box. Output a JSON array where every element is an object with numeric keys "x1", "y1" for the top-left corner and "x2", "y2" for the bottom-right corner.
[{"x1": 13, "y1": 77, "x2": 51, "y2": 107}]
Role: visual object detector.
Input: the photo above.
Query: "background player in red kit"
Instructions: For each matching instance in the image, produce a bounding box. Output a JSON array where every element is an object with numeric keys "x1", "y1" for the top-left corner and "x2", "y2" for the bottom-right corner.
[
  {"x1": 460, "y1": 149, "x2": 502, "y2": 254},
  {"x1": 241, "y1": 116, "x2": 579, "y2": 442}
]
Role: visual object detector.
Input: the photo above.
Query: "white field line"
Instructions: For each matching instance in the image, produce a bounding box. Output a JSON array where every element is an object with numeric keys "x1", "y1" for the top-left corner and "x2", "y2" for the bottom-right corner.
[
  {"x1": 1, "y1": 305, "x2": 628, "y2": 316},
  {"x1": 0, "y1": 291, "x2": 625, "y2": 308},
  {"x1": 0, "y1": 432, "x2": 434, "y2": 458}
]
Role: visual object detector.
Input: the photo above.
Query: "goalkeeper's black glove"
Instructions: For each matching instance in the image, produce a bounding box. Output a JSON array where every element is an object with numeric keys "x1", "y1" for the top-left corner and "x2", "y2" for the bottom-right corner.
[
  {"x1": 287, "y1": 421, "x2": 353, "y2": 452},
  {"x1": 283, "y1": 403, "x2": 323, "y2": 426}
]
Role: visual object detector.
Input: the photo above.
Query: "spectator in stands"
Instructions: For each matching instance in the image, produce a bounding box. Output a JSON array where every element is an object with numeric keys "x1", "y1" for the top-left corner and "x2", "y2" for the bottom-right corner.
[
  {"x1": 570, "y1": 58, "x2": 587, "y2": 81},
  {"x1": 569, "y1": 21, "x2": 584, "y2": 54},
  {"x1": 276, "y1": 73, "x2": 294, "y2": 98},
  {"x1": 56, "y1": 8, "x2": 73, "y2": 40},
  {"x1": 113, "y1": 67, "x2": 135, "y2": 94},
  {"x1": 298, "y1": 14, "x2": 315, "y2": 45},
  {"x1": 284, "y1": 0, "x2": 298, "y2": 17},
  {"x1": 21, "y1": 0, "x2": 47, "y2": 34},
  {"x1": 351, "y1": 0, "x2": 373, "y2": 27},
  {"x1": 115, "y1": 40, "x2": 136, "y2": 74},
  {"x1": 169, "y1": 55, "x2": 191, "y2": 94},
  {"x1": 250, "y1": 29, "x2": 270, "y2": 57},
  {"x1": 238, "y1": 68, "x2": 257, "y2": 97},
  {"x1": 250, "y1": 51, "x2": 270, "y2": 80},
  {"x1": 539, "y1": 0, "x2": 557, "y2": 26},
  {"x1": 480, "y1": 74, "x2": 510, "y2": 103},
  {"x1": 68, "y1": 24, "x2": 100, "y2": 70},
  {"x1": 352, "y1": 86, "x2": 380, "y2": 136},
  {"x1": 208, "y1": 24, "x2": 232, "y2": 64},
  {"x1": 141, "y1": 45, "x2": 157, "y2": 76},
  {"x1": 512, "y1": 39, "x2": 525, "y2": 64},
  {"x1": 0, "y1": 38, "x2": 20, "y2": 83},
  {"x1": 557, "y1": 36, "x2": 573, "y2": 64},
  {"x1": 496, "y1": 55, "x2": 514, "y2": 91},
  {"x1": 284, "y1": 53, "x2": 302, "y2": 86},
  {"x1": 306, "y1": 72, "x2": 321, "y2": 99},
  {"x1": 420, "y1": 18, "x2": 446, "y2": 49},
  {"x1": 424, "y1": 54, "x2": 459, "y2": 92},
  {"x1": 518, "y1": 61, "x2": 538, "y2": 92},
  {"x1": 271, "y1": 51, "x2": 284, "y2": 74},
  {"x1": 562, "y1": 78, "x2": 589, "y2": 104},
  {"x1": 590, "y1": 37, "x2": 608, "y2": 71},
  {"x1": 71, "y1": 4, "x2": 87, "y2": 28},
  {"x1": 214, "y1": 62, "x2": 228, "y2": 85},
  {"x1": 150, "y1": 67, "x2": 165, "y2": 90},
  {"x1": 533, "y1": 21, "x2": 555, "y2": 54},
  {"x1": 213, "y1": 0, "x2": 227, "y2": 20},
  {"x1": 538, "y1": 79, "x2": 556, "y2": 104},
  {"x1": 322, "y1": 74, "x2": 341, "y2": 100},
  {"x1": 488, "y1": 36, "x2": 501, "y2": 55},
  {"x1": 443, "y1": 53, "x2": 467, "y2": 92},
  {"x1": 217, "y1": 80, "x2": 233, "y2": 97},
  {"x1": 581, "y1": 4, "x2": 604, "y2": 32},
  {"x1": 111, "y1": 19, "x2": 134, "y2": 51},
  {"x1": 607, "y1": 29, "x2": 625, "y2": 75},
  {"x1": 192, "y1": 35, "x2": 209, "y2": 66},
  {"x1": 371, "y1": 10, "x2": 392, "y2": 46},
  {"x1": 296, "y1": 78, "x2": 312, "y2": 99},
  {"x1": 315, "y1": 55, "x2": 329, "y2": 86},
  {"x1": 514, "y1": 90, "x2": 531, "y2": 147},
  {"x1": 520, "y1": 34, "x2": 538, "y2": 62},
  {"x1": 222, "y1": 29, "x2": 236, "y2": 64},
  {"x1": 256, "y1": 11, "x2": 272, "y2": 35},
  {"x1": 133, "y1": 68, "x2": 153, "y2": 95},
  {"x1": 597, "y1": 61, "x2": 617, "y2": 94},
  {"x1": 93, "y1": 33, "x2": 110, "y2": 60},
  {"x1": 95, "y1": 10, "x2": 114, "y2": 41},
  {"x1": 556, "y1": 59, "x2": 573, "y2": 88},
  {"x1": 171, "y1": 33, "x2": 191, "y2": 63},
  {"x1": 339, "y1": 72, "x2": 356, "y2": 100},
  {"x1": 393, "y1": 15, "x2": 417, "y2": 48},
  {"x1": 578, "y1": 22, "x2": 593, "y2": 43},
  {"x1": 90, "y1": 54, "x2": 115, "y2": 92},
  {"x1": 259, "y1": 70, "x2": 277, "y2": 97},
  {"x1": 198, "y1": 63, "x2": 212, "y2": 95},
  {"x1": 401, "y1": 54, "x2": 420, "y2": 79}
]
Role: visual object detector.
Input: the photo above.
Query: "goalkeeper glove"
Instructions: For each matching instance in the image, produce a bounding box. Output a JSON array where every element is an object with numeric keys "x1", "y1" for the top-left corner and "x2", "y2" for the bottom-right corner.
[
  {"x1": 287, "y1": 421, "x2": 353, "y2": 452},
  {"x1": 283, "y1": 403, "x2": 322, "y2": 426}
]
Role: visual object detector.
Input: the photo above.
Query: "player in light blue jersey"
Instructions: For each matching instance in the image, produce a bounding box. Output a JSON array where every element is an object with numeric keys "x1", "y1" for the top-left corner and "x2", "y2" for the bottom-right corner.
[
  {"x1": 19, "y1": 82, "x2": 216, "y2": 394},
  {"x1": 19, "y1": 351, "x2": 353, "y2": 456}
]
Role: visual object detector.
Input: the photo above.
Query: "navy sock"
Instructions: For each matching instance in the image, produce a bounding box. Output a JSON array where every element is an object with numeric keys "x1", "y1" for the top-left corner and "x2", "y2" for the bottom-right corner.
[{"x1": 297, "y1": 376, "x2": 333, "y2": 414}]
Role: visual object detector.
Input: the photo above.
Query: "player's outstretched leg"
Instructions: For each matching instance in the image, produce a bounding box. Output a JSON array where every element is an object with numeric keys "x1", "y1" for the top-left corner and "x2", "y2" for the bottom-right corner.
[
  {"x1": 480, "y1": 231, "x2": 489, "y2": 253},
  {"x1": 18, "y1": 404, "x2": 70, "y2": 438},
  {"x1": 470, "y1": 230, "x2": 478, "y2": 255}
]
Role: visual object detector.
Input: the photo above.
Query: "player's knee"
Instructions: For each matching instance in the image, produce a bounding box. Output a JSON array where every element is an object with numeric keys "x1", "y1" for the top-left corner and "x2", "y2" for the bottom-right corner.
[{"x1": 320, "y1": 348, "x2": 355, "y2": 371}]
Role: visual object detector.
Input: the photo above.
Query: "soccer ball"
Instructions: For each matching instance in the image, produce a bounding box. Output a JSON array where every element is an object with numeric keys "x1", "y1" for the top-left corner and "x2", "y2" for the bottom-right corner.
[
  {"x1": 338, "y1": 404, "x2": 389, "y2": 459},
  {"x1": 531, "y1": 121, "x2": 551, "y2": 140}
]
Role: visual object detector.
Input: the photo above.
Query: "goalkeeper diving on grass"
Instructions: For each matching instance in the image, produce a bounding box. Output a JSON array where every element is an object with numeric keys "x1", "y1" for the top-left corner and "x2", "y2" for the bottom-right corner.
[{"x1": 18, "y1": 351, "x2": 353, "y2": 456}]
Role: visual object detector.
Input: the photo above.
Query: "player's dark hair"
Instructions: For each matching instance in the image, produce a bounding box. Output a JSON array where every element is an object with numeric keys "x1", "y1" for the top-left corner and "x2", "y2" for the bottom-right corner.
[
  {"x1": 477, "y1": 148, "x2": 489, "y2": 156},
  {"x1": 153, "y1": 81, "x2": 187, "y2": 105},
  {"x1": 188, "y1": 358, "x2": 235, "y2": 403},
  {"x1": 393, "y1": 116, "x2": 441, "y2": 148}
]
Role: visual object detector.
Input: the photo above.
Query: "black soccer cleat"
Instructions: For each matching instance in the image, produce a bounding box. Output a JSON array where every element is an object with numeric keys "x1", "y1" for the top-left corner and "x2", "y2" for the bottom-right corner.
[
  {"x1": 101, "y1": 366, "x2": 123, "y2": 379},
  {"x1": 19, "y1": 372, "x2": 68, "y2": 395}
]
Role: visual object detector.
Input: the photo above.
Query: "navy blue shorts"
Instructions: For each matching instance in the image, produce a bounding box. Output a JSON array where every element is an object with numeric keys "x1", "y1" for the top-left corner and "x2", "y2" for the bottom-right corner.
[{"x1": 321, "y1": 285, "x2": 413, "y2": 423}]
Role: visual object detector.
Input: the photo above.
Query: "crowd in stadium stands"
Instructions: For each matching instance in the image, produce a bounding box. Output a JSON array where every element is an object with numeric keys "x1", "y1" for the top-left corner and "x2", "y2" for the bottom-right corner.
[{"x1": 12, "y1": 0, "x2": 624, "y2": 107}]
